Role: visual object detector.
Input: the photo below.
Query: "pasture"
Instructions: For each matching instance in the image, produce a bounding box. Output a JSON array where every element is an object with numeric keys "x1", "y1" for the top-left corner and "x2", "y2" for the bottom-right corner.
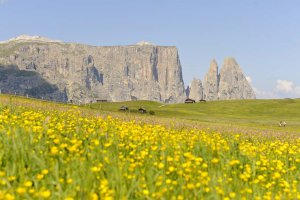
[
  {"x1": 0, "y1": 95, "x2": 300, "y2": 199},
  {"x1": 87, "y1": 98, "x2": 300, "y2": 133}
]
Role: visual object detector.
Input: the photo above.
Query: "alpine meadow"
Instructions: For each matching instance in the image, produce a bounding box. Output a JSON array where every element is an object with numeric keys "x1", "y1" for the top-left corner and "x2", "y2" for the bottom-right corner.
[
  {"x1": 1, "y1": 95, "x2": 300, "y2": 199},
  {"x1": 1, "y1": 1, "x2": 300, "y2": 200}
]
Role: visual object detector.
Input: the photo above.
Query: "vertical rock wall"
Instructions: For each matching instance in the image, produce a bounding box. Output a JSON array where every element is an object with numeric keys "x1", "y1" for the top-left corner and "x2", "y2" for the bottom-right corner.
[{"x1": 0, "y1": 38, "x2": 186, "y2": 103}]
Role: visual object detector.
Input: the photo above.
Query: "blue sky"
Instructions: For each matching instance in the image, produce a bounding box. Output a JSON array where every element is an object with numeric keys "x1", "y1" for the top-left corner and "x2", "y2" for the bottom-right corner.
[{"x1": 1, "y1": 0, "x2": 300, "y2": 98}]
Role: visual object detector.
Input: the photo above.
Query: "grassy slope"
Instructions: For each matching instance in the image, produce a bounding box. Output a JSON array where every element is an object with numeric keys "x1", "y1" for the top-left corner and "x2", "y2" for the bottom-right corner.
[
  {"x1": 1, "y1": 94, "x2": 299, "y2": 133},
  {"x1": 87, "y1": 99, "x2": 300, "y2": 133}
]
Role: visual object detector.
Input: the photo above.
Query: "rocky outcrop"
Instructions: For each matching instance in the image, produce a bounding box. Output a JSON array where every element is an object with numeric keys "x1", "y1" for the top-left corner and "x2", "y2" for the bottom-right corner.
[
  {"x1": 203, "y1": 59, "x2": 219, "y2": 100},
  {"x1": 187, "y1": 78, "x2": 203, "y2": 101},
  {"x1": 0, "y1": 35, "x2": 186, "y2": 103},
  {"x1": 218, "y1": 57, "x2": 256, "y2": 100},
  {"x1": 189, "y1": 58, "x2": 255, "y2": 101}
]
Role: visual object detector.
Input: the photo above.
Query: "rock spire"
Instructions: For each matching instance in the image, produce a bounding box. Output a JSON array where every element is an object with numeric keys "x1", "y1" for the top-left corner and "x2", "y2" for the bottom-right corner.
[
  {"x1": 189, "y1": 58, "x2": 256, "y2": 101},
  {"x1": 203, "y1": 59, "x2": 219, "y2": 100},
  {"x1": 218, "y1": 57, "x2": 256, "y2": 100},
  {"x1": 188, "y1": 78, "x2": 204, "y2": 101}
]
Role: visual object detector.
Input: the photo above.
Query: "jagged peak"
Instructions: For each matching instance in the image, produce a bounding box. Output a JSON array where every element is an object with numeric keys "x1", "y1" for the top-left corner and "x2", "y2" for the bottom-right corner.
[
  {"x1": 209, "y1": 59, "x2": 218, "y2": 71},
  {"x1": 223, "y1": 57, "x2": 238, "y2": 67},
  {"x1": 0, "y1": 34, "x2": 63, "y2": 44},
  {"x1": 191, "y1": 77, "x2": 202, "y2": 83},
  {"x1": 210, "y1": 58, "x2": 218, "y2": 65}
]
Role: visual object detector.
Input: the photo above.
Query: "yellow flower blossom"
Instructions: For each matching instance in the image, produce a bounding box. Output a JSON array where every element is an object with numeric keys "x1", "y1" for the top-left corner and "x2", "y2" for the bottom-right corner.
[{"x1": 0, "y1": 101, "x2": 299, "y2": 199}]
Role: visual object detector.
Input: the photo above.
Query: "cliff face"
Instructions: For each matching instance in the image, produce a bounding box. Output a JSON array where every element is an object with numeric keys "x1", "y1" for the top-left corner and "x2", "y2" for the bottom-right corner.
[
  {"x1": 0, "y1": 35, "x2": 186, "y2": 103},
  {"x1": 218, "y1": 57, "x2": 256, "y2": 100},
  {"x1": 188, "y1": 78, "x2": 203, "y2": 101},
  {"x1": 189, "y1": 58, "x2": 256, "y2": 101}
]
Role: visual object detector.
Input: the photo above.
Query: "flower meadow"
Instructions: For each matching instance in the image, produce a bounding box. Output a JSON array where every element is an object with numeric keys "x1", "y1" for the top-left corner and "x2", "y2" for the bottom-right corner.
[{"x1": 0, "y1": 105, "x2": 300, "y2": 200}]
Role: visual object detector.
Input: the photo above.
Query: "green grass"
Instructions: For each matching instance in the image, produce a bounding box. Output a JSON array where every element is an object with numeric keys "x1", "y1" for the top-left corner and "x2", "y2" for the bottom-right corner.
[
  {"x1": 1, "y1": 94, "x2": 300, "y2": 133},
  {"x1": 86, "y1": 99, "x2": 300, "y2": 133},
  {"x1": 2, "y1": 98, "x2": 300, "y2": 199}
]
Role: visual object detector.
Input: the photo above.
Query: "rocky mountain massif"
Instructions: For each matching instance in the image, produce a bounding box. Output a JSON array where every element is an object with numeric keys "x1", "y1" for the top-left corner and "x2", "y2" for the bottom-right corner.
[
  {"x1": 187, "y1": 58, "x2": 256, "y2": 101},
  {"x1": 0, "y1": 35, "x2": 186, "y2": 103},
  {"x1": 0, "y1": 35, "x2": 255, "y2": 103}
]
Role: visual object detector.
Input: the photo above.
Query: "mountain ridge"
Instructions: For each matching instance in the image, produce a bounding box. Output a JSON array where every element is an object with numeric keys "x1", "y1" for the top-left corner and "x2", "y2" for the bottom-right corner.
[
  {"x1": 0, "y1": 35, "x2": 186, "y2": 103},
  {"x1": 0, "y1": 35, "x2": 256, "y2": 103}
]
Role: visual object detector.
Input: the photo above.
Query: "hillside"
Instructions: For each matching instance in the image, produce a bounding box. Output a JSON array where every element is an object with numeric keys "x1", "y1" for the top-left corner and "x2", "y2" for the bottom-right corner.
[
  {"x1": 87, "y1": 99, "x2": 300, "y2": 133},
  {"x1": 1, "y1": 94, "x2": 299, "y2": 133},
  {"x1": 1, "y1": 94, "x2": 300, "y2": 199}
]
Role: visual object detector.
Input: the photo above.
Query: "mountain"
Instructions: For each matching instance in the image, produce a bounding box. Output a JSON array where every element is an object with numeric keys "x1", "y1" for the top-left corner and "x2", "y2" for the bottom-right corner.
[
  {"x1": 203, "y1": 59, "x2": 219, "y2": 100},
  {"x1": 0, "y1": 35, "x2": 186, "y2": 103},
  {"x1": 218, "y1": 57, "x2": 256, "y2": 100},
  {"x1": 188, "y1": 58, "x2": 256, "y2": 101},
  {"x1": 188, "y1": 78, "x2": 203, "y2": 101}
]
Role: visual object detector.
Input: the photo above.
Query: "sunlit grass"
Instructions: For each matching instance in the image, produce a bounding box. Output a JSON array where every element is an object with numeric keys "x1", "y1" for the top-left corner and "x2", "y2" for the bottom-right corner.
[
  {"x1": 1, "y1": 95, "x2": 300, "y2": 199},
  {"x1": 87, "y1": 98, "x2": 300, "y2": 132}
]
